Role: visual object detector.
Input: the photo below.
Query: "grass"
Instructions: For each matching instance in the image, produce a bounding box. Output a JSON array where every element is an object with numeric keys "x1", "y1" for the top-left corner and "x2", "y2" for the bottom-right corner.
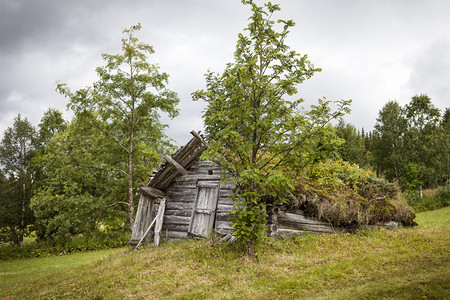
[{"x1": 1, "y1": 207, "x2": 449, "y2": 299}]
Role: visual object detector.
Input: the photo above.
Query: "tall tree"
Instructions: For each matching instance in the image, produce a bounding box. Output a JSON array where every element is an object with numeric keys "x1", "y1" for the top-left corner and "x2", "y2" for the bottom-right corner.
[
  {"x1": 404, "y1": 94, "x2": 445, "y2": 187},
  {"x1": 372, "y1": 101, "x2": 406, "y2": 184},
  {"x1": 57, "y1": 24, "x2": 179, "y2": 228},
  {"x1": 193, "y1": 0, "x2": 350, "y2": 254},
  {"x1": 0, "y1": 115, "x2": 37, "y2": 246},
  {"x1": 372, "y1": 95, "x2": 448, "y2": 189}
]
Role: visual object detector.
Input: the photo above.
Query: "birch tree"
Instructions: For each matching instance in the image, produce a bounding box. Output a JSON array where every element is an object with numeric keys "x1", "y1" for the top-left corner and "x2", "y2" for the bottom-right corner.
[{"x1": 0, "y1": 115, "x2": 37, "y2": 246}]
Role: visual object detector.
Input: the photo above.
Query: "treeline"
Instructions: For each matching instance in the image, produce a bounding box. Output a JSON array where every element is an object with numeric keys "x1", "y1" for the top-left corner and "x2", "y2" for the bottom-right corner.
[{"x1": 335, "y1": 94, "x2": 449, "y2": 192}]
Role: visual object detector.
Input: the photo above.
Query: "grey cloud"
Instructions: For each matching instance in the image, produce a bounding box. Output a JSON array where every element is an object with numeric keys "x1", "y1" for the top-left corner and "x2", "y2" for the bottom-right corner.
[
  {"x1": 1, "y1": 0, "x2": 450, "y2": 143},
  {"x1": 408, "y1": 38, "x2": 450, "y2": 110}
]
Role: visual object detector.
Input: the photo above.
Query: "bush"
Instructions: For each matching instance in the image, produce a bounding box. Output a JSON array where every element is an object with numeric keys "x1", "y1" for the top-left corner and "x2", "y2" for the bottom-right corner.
[
  {"x1": 407, "y1": 184, "x2": 450, "y2": 212},
  {"x1": 0, "y1": 230, "x2": 130, "y2": 261}
]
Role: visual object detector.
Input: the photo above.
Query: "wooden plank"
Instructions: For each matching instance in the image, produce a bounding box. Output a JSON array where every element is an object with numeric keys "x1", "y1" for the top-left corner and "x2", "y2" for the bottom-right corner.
[
  {"x1": 154, "y1": 198, "x2": 166, "y2": 247},
  {"x1": 166, "y1": 189, "x2": 197, "y2": 196},
  {"x1": 166, "y1": 231, "x2": 189, "y2": 239},
  {"x1": 161, "y1": 224, "x2": 190, "y2": 232},
  {"x1": 216, "y1": 212, "x2": 231, "y2": 222},
  {"x1": 217, "y1": 204, "x2": 234, "y2": 212},
  {"x1": 219, "y1": 189, "x2": 233, "y2": 197},
  {"x1": 277, "y1": 223, "x2": 335, "y2": 233},
  {"x1": 139, "y1": 186, "x2": 166, "y2": 198},
  {"x1": 215, "y1": 220, "x2": 233, "y2": 230},
  {"x1": 168, "y1": 183, "x2": 199, "y2": 190},
  {"x1": 278, "y1": 212, "x2": 333, "y2": 227},
  {"x1": 164, "y1": 155, "x2": 189, "y2": 175},
  {"x1": 174, "y1": 174, "x2": 221, "y2": 182},
  {"x1": 148, "y1": 132, "x2": 210, "y2": 191},
  {"x1": 166, "y1": 195, "x2": 197, "y2": 203},
  {"x1": 197, "y1": 181, "x2": 219, "y2": 188},
  {"x1": 164, "y1": 209, "x2": 192, "y2": 217},
  {"x1": 218, "y1": 197, "x2": 234, "y2": 206},
  {"x1": 129, "y1": 194, "x2": 149, "y2": 242},
  {"x1": 165, "y1": 201, "x2": 193, "y2": 210},
  {"x1": 163, "y1": 215, "x2": 191, "y2": 225},
  {"x1": 188, "y1": 160, "x2": 216, "y2": 168}
]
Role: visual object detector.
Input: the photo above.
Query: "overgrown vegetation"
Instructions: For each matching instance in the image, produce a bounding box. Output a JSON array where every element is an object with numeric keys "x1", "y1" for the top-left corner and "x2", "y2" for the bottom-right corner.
[
  {"x1": 292, "y1": 159, "x2": 415, "y2": 228},
  {"x1": 407, "y1": 184, "x2": 450, "y2": 212},
  {"x1": 0, "y1": 231, "x2": 129, "y2": 261},
  {"x1": 1, "y1": 207, "x2": 448, "y2": 299}
]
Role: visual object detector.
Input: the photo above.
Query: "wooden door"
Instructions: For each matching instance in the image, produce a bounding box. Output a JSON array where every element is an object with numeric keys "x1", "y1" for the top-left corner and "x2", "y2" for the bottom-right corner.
[{"x1": 188, "y1": 181, "x2": 219, "y2": 238}]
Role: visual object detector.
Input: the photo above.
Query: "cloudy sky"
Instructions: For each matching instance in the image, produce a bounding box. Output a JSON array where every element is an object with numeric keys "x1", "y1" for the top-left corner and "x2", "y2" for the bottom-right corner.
[{"x1": 1, "y1": 0, "x2": 449, "y2": 145}]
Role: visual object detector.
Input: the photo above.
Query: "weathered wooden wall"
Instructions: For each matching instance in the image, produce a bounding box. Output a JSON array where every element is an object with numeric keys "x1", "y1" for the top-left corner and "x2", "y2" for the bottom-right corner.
[
  {"x1": 161, "y1": 160, "x2": 235, "y2": 239},
  {"x1": 276, "y1": 209, "x2": 338, "y2": 236}
]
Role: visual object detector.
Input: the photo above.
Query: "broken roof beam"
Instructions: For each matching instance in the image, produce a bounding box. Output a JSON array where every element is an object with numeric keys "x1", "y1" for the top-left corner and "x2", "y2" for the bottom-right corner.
[
  {"x1": 190, "y1": 130, "x2": 207, "y2": 146},
  {"x1": 139, "y1": 186, "x2": 166, "y2": 199},
  {"x1": 163, "y1": 155, "x2": 189, "y2": 176},
  {"x1": 148, "y1": 130, "x2": 209, "y2": 190}
]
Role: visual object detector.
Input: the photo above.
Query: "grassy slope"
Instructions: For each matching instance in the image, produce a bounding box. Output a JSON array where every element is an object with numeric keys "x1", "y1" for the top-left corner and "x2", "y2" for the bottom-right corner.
[{"x1": 1, "y1": 207, "x2": 449, "y2": 299}]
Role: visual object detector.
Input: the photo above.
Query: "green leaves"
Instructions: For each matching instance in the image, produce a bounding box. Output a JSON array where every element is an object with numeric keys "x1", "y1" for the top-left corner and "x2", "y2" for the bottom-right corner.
[
  {"x1": 372, "y1": 95, "x2": 448, "y2": 189},
  {"x1": 50, "y1": 24, "x2": 180, "y2": 233},
  {"x1": 195, "y1": 1, "x2": 351, "y2": 254}
]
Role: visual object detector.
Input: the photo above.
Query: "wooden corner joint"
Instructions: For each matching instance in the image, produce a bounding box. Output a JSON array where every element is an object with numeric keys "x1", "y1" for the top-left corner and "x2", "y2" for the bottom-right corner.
[{"x1": 190, "y1": 130, "x2": 208, "y2": 146}]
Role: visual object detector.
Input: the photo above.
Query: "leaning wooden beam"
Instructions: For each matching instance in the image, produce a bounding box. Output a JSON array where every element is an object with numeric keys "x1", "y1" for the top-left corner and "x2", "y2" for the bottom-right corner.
[
  {"x1": 163, "y1": 155, "x2": 189, "y2": 175},
  {"x1": 139, "y1": 186, "x2": 165, "y2": 198},
  {"x1": 135, "y1": 215, "x2": 158, "y2": 250},
  {"x1": 154, "y1": 198, "x2": 167, "y2": 248}
]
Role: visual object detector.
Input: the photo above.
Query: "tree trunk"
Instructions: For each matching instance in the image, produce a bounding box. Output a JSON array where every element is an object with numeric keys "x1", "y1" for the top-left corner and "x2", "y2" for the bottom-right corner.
[
  {"x1": 19, "y1": 165, "x2": 26, "y2": 247},
  {"x1": 128, "y1": 142, "x2": 134, "y2": 229}
]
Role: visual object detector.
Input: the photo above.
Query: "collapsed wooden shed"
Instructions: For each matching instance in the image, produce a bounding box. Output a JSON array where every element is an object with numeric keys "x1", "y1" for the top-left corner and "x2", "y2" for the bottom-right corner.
[
  {"x1": 128, "y1": 131, "x2": 235, "y2": 247},
  {"x1": 129, "y1": 131, "x2": 342, "y2": 247}
]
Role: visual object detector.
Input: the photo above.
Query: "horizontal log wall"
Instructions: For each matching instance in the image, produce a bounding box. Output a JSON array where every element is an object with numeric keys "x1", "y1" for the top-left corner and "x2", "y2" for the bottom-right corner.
[
  {"x1": 161, "y1": 160, "x2": 235, "y2": 239},
  {"x1": 277, "y1": 210, "x2": 337, "y2": 234}
]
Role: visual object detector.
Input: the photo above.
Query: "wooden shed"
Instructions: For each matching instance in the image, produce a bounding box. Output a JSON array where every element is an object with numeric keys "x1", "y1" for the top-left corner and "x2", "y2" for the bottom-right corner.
[
  {"x1": 128, "y1": 130, "x2": 345, "y2": 248},
  {"x1": 128, "y1": 131, "x2": 235, "y2": 247}
]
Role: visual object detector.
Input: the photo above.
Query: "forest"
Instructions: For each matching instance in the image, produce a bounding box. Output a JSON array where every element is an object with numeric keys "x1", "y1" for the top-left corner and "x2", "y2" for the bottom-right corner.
[{"x1": 0, "y1": 1, "x2": 448, "y2": 254}]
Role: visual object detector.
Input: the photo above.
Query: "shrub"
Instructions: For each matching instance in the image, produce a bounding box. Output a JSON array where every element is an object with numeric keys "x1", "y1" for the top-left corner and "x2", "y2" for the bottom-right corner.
[
  {"x1": 0, "y1": 230, "x2": 130, "y2": 261},
  {"x1": 407, "y1": 184, "x2": 450, "y2": 212}
]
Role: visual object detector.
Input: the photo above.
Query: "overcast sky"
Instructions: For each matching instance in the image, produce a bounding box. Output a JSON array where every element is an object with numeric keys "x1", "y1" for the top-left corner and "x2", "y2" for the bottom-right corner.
[{"x1": 1, "y1": 0, "x2": 449, "y2": 145}]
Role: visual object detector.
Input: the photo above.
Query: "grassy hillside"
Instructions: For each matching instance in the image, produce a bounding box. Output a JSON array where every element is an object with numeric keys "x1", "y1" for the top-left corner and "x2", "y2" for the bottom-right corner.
[{"x1": 1, "y1": 207, "x2": 449, "y2": 299}]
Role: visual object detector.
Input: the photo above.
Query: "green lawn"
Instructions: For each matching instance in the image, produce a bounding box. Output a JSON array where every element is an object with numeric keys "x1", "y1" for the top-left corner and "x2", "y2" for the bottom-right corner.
[{"x1": 1, "y1": 207, "x2": 449, "y2": 299}]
